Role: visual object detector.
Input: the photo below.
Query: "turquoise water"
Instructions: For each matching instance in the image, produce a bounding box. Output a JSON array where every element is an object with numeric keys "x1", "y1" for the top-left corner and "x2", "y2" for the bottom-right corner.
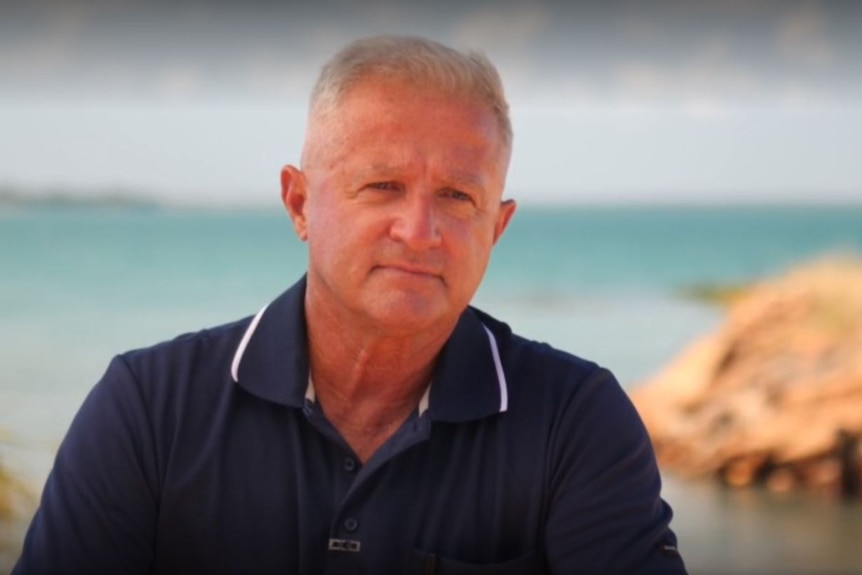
[{"x1": 1, "y1": 204, "x2": 861, "y2": 573}]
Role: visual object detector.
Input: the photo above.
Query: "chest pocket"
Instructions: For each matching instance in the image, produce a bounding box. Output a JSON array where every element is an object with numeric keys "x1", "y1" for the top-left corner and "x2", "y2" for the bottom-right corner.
[{"x1": 408, "y1": 550, "x2": 546, "y2": 574}]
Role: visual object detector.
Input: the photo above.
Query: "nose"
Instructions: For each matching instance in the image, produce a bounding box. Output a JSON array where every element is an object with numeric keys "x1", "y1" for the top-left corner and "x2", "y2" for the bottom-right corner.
[{"x1": 389, "y1": 194, "x2": 441, "y2": 250}]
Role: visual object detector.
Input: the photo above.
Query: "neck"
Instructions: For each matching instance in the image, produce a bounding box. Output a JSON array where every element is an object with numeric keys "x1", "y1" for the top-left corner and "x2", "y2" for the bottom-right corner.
[{"x1": 303, "y1": 290, "x2": 458, "y2": 462}]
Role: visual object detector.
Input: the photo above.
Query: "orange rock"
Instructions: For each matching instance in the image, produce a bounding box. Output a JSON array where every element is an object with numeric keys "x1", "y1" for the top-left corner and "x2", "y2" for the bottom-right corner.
[{"x1": 632, "y1": 255, "x2": 862, "y2": 500}]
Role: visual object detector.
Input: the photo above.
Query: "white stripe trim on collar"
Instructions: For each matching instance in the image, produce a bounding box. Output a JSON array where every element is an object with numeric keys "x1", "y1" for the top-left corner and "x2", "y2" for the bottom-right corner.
[
  {"x1": 481, "y1": 323, "x2": 508, "y2": 413},
  {"x1": 417, "y1": 382, "x2": 431, "y2": 416},
  {"x1": 230, "y1": 304, "x2": 269, "y2": 383},
  {"x1": 305, "y1": 375, "x2": 316, "y2": 403},
  {"x1": 230, "y1": 307, "x2": 507, "y2": 414}
]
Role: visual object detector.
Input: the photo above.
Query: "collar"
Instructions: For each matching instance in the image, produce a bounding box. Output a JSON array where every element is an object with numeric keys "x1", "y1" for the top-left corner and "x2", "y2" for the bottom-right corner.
[{"x1": 230, "y1": 276, "x2": 509, "y2": 422}]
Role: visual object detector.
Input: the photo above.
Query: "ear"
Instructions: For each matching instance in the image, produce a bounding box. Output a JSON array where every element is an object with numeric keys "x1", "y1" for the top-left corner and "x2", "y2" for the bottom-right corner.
[
  {"x1": 281, "y1": 165, "x2": 309, "y2": 241},
  {"x1": 492, "y1": 199, "x2": 517, "y2": 244}
]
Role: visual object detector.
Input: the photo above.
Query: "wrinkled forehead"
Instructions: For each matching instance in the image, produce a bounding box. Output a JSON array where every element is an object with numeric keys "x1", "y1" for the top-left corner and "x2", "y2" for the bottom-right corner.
[
  {"x1": 314, "y1": 73, "x2": 509, "y2": 149},
  {"x1": 317, "y1": 73, "x2": 484, "y2": 120},
  {"x1": 304, "y1": 75, "x2": 510, "y2": 171}
]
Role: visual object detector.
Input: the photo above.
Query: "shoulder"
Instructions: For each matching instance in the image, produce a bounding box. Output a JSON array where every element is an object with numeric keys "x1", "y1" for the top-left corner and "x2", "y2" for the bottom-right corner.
[
  {"x1": 82, "y1": 313, "x2": 257, "y2": 437},
  {"x1": 471, "y1": 306, "x2": 609, "y2": 395},
  {"x1": 470, "y1": 306, "x2": 641, "y2": 438},
  {"x1": 119, "y1": 314, "x2": 253, "y2": 384}
]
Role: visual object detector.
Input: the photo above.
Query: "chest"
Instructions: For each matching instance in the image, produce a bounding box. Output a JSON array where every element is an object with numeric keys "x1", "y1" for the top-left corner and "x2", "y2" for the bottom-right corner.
[{"x1": 153, "y1": 409, "x2": 547, "y2": 574}]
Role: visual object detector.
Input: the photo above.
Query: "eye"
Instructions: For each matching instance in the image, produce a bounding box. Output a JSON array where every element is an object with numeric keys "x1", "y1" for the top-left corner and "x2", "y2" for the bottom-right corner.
[
  {"x1": 368, "y1": 181, "x2": 400, "y2": 191},
  {"x1": 441, "y1": 188, "x2": 474, "y2": 202}
]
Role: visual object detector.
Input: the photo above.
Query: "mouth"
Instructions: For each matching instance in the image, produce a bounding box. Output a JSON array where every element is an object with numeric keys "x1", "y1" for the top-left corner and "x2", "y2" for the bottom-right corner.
[{"x1": 375, "y1": 264, "x2": 442, "y2": 280}]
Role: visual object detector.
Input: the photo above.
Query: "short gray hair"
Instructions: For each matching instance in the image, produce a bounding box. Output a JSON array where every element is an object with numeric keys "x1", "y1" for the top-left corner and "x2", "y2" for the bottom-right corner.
[{"x1": 308, "y1": 35, "x2": 512, "y2": 155}]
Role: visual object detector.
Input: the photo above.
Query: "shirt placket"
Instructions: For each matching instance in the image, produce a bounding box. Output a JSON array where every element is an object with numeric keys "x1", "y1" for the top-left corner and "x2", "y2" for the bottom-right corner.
[{"x1": 304, "y1": 401, "x2": 432, "y2": 574}]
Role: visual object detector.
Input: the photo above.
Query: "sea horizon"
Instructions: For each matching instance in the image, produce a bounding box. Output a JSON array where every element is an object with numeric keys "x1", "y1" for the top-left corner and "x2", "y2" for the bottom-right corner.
[{"x1": 2, "y1": 182, "x2": 862, "y2": 212}]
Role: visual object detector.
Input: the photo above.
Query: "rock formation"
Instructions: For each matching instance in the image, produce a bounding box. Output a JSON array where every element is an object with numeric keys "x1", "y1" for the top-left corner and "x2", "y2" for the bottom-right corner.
[
  {"x1": 0, "y1": 440, "x2": 34, "y2": 565},
  {"x1": 631, "y1": 255, "x2": 862, "y2": 499}
]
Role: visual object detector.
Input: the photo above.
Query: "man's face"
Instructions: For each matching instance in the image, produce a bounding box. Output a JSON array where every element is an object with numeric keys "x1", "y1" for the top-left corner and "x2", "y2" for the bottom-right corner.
[{"x1": 284, "y1": 76, "x2": 516, "y2": 334}]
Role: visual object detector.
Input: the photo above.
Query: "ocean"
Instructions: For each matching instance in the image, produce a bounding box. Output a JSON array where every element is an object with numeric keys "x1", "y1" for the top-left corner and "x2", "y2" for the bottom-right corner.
[{"x1": 1, "y1": 203, "x2": 861, "y2": 573}]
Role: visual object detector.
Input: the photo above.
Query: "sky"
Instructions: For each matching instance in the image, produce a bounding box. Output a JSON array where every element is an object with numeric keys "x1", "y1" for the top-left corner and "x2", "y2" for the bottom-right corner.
[{"x1": 1, "y1": 0, "x2": 861, "y2": 206}]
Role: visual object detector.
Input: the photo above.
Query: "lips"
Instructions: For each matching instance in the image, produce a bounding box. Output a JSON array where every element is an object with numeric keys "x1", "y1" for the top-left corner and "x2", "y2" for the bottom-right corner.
[{"x1": 376, "y1": 263, "x2": 442, "y2": 278}]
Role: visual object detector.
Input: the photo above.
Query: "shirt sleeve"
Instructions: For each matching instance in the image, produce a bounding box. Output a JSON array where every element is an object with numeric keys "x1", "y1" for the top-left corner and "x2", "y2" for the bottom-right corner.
[
  {"x1": 13, "y1": 355, "x2": 160, "y2": 575},
  {"x1": 544, "y1": 367, "x2": 688, "y2": 575}
]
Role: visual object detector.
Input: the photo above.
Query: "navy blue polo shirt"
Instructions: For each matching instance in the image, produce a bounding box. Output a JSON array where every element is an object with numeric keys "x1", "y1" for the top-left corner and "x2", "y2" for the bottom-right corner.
[{"x1": 15, "y1": 277, "x2": 686, "y2": 574}]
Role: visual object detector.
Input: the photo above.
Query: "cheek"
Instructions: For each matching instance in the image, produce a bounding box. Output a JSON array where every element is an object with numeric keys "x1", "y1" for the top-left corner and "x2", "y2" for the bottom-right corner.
[
  {"x1": 306, "y1": 200, "x2": 350, "y2": 266},
  {"x1": 445, "y1": 225, "x2": 495, "y2": 275},
  {"x1": 307, "y1": 204, "x2": 379, "y2": 275},
  {"x1": 309, "y1": 222, "x2": 352, "y2": 267}
]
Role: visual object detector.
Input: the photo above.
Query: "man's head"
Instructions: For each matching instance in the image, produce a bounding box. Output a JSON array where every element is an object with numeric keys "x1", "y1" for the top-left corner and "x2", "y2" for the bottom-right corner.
[{"x1": 282, "y1": 35, "x2": 517, "y2": 336}]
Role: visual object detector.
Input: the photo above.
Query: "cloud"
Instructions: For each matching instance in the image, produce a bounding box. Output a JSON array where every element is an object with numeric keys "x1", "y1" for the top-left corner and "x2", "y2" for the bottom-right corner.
[
  {"x1": 158, "y1": 64, "x2": 203, "y2": 99},
  {"x1": 776, "y1": 3, "x2": 835, "y2": 67},
  {"x1": 451, "y1": 4, "x2": 551, "y2": 52},
  {"x1": 0, "y1": 1, "x2": 88, "y2": 76},
  {"x1": 1, "y1": 0, "x2": 858, "y2": 110}
]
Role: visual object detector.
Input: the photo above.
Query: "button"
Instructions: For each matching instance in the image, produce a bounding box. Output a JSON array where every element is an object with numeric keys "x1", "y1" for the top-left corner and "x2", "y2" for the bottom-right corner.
[
  {"x1": 328, "y1": 538, "x2": 361, "y2": 552},
  {"x1": 343, "y1": 517, "x2": 359, "y2": 532},
  {"x1": 343, "y1": 457, "x2": 357, "y2": 472}
]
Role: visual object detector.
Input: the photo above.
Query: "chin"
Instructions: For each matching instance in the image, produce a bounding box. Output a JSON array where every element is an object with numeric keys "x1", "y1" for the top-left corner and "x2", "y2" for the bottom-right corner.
[{"x1": 365, "y1": 296, "x2": 451, "y2": 333}]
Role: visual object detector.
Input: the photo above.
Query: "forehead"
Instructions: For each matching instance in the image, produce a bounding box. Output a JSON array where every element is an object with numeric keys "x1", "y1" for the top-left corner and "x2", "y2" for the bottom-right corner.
[
  {"x1": 336, "y1": 76, "x2": 498, "y2": 137},
  {"x1": 326, "y1": 77, "x2": 506, "y2": 165}
]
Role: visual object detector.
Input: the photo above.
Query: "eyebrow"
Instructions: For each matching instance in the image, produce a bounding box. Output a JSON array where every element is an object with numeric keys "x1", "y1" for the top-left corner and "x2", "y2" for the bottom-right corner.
[
  {"x1": 352, "y1": 165, "x2": 488, "y2": 192},
  {"x1": 350, "y1": 164, "x2": 400, "y2": 187},
  {"x1": 444, "y1": 172, "x2": 488, "y2": 191}
]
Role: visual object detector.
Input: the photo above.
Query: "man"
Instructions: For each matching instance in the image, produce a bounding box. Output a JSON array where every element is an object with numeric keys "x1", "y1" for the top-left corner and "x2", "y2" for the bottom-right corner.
[{"x1": 14, "y1": 35, "x2": 687, "y2": 574}]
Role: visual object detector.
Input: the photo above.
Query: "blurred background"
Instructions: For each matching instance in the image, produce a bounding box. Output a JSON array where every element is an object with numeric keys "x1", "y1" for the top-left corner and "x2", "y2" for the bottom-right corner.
[
  {"x1": 1, "y1": 1, "x2": 861, "y2": 573},
  {"x1": 2, "y1": 0, "x2": 862, "y2": 205}
]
